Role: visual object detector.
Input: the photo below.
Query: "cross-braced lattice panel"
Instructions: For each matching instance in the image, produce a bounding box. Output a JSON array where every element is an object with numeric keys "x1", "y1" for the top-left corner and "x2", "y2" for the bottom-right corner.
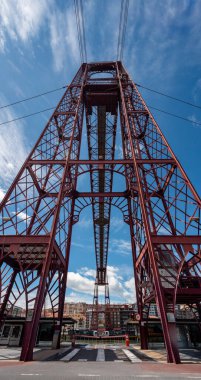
[
  {"x1": 0, "y1": 65, "x2": 85, "y2": 237},
  {"x1": 121, "y1": 77, "x2": 201, "y2": 237},
  {"x1": 138, "y1": 163, "x2": 201, "y2": 236},
  {"x1": 45, "y1": 269, "x2": 65, "y2": 319},
  {"x1": 0, "y1": 264, "x2": 25, "y2": 315},
  {"x1": 130, "y1": 196, "x2": 146, "y2": 255},
  {"x1": 122, "y1": 80, "x2": 171, "y2": 160},
  {"x1": 177, "y1": 244, "x2": 201, "y2": 289},
  {"x1": 136, "y1": 250, "x2": 154, "y2": 304},
  {"x1": 55, "y1": 198, "x2": 73, "y2": 257}
]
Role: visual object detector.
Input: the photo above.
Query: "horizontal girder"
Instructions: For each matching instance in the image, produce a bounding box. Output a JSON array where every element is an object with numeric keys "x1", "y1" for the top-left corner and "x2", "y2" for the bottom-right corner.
[{"x1": 0, "y1": 61, "x2": 200, "y2": 364}]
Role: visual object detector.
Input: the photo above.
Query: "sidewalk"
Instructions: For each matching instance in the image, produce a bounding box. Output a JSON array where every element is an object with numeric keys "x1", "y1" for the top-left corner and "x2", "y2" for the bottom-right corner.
[
  {"x1": 0, "y1": 345, "x2": 71, "y2": 362},
  {"x1": 131, "y1": 344, "x2": 201, "y2": 363}
]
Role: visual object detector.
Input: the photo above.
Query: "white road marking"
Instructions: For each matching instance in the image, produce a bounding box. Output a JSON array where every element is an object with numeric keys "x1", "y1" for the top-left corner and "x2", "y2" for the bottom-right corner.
[
  {"x1": 60, "y1": 348, "x2": 80, "y2": 361},
  {"x1": 122, "y1": 349, "x2": 142, "y2": 363},
  {"x1": 20, "y1": 375, "x2": 41, "y2": 377},
  {"x1": 78, "y1": 375, "x2": 100, "y2": 378},
  {"x1": 135, "y1": 376, "x2": 159, "y2": 378},
  {"x1": 96, "y1": 348, "x2": 105, "y2": 362},
  {"x1": 180, "y1": 352, "x2": 197, "y2": 359}
]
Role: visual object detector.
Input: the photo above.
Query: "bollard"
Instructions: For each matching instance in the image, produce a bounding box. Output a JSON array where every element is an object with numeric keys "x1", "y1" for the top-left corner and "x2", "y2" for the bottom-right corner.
[{"x1": 125, "y1": 334, "x2": 130, "y2": 347}]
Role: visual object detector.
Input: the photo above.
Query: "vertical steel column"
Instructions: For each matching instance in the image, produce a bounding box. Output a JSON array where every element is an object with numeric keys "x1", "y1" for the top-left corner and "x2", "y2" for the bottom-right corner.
[
  {"x1": 0, "y1": 61, "x2": 200, "y2": 364},
  {"x1": 20, "y1": 67, "x2": 87, "y2": 361},
  {"x1": 117, "y1": 62, "x2": 181, "y2": 363},
  {"x1": 119, "y1": 95, "x2": 149, "y2": 349},
  {"x1": 0, "y1": 64, "x2": 87, "y2": 361},
  {"x1": 52, "y1": 68, "x2": 86, "y2": 348}
]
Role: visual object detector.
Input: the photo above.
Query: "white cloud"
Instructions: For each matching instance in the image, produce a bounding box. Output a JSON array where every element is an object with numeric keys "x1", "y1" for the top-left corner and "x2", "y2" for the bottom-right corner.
[
  {"x1": 125, "y1": 277, "x2": 135, "y2": 290},
  {"x1": 67, "y1": 265, "x2": 136, "y2": 304},
  {"x1": 97, "y1": 0, "x2": 120, "y2": 62},
  {"x1": 80, "y1": 267, "x2": 96, "y2": 278},
  {"x1": 11, "y1": 210, "x2": 30, "y2": 222},
  {"x1": 110, "y1": 238, "x2": 131, "y2": 255},
  {"x1": 48, "y1": 5, "x2": 80, "y2": 72},
  {"x1": 0, "y1": 1, "x2": 79, "y2": 72},
  {"x1": 0, "y1": 188, "x2": 6, "y2": 202},
  {"x1": 0, "y1": 0, "x2": 51, "y2": 53},
  {"x1": 125, "y1": 1, "x2": 201, "y2": 86},
  {"x1": 0, "y1": 97, "x2": 29, "y2": 187},
  {"x1": 110, "y1": 216, "x2": 124, "y2": 232},
  {"x1": 67, "y1": 272, "x2": 94, "y2": 295}
]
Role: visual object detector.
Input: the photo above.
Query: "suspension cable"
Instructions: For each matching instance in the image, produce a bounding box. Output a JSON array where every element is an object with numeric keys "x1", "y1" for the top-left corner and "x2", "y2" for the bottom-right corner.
[
  {"x1": 1, "y1": 82, "x2": 201, "y2": 112},
  {"x1": 74, "y1": 0, "x2": 87, "y2": 62},
  {"x1": 80, "y1": 0, "x2": 87, "y2": 62},
  {"x1": 117, "y1": 0, "x2": 129, "y2": 61},
  {"x1": 74, "y1": 0, "x2": 84, "y2": 62},
  {"x1": 135, "y1": 82, "x2": 201, "y2": 111},
  {"x1": 0, "y1": 86, "x2": 67, "y2": 111},
  {"x1": 1, "y1": 103, "x2": 201, "y2": 128},
  {"x1": 117, "y1": 0, "x2": 124, "y2": 60},
  {"x1": 120, "y1": 0, "x2": 129, "y2": 61}
]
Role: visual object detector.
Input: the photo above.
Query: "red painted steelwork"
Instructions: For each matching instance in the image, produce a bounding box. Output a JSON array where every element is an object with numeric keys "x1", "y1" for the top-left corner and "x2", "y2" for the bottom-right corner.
[
  {"x1": 0, "y1": 64, "x2": 87, "y2": 360},
  {"x1": 116, "y1": 61, "x2": 201, "y2": 363},
  {"x1": 0, "y1": 62, "x2": 200, "y2": 363}
]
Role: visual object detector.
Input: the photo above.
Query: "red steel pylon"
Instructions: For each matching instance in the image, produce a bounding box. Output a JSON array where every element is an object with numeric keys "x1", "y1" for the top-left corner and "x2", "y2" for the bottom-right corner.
[
  {"x1": 0, "y1": 61, "x2": 200, "y2": 363},
  {"x1": 91, "y1": 273, "x2": 111, "y2": 332}
]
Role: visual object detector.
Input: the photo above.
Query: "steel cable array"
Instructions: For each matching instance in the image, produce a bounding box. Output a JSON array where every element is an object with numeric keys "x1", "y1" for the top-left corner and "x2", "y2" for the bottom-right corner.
[
  {"x1": 74, "y1": 0, "x2": 87, "y2": 62},
  {"x1": 1, "y1": 89, "x2": 201, "y2": 128},
  {"x1": 117, "y1": 0, "x2": 129, "y2": 61}
]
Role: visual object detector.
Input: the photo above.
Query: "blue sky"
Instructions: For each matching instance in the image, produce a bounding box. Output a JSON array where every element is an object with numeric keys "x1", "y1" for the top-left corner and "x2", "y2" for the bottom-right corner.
[{"x1": 0, "y1": 0, "x2": 201, "y2": 305}]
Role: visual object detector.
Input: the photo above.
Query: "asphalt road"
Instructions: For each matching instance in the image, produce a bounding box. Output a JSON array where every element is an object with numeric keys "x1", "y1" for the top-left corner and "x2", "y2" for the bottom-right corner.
[
  {"x1": 0, "y1": 345, "x2": 201, "y2": 380},
  {"x1": 0, "y1": 360, "x2": 201, "y2": 380}
]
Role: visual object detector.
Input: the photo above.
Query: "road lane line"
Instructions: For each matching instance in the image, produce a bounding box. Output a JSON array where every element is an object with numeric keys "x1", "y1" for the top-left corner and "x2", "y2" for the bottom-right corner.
[
  {"x1": 60, "y1": 348, "x2": 80, "y2": 361},
  {"x1": 96, "y1": 348, "x2": 105, "y2": 362},
  {"x1": 78, "y1": 375, "x2": 100, "y2": 378},
  {"x1": 122, "y1": 349, "x2": 142, "y2": 363},
  {"x1": 135, "y1": 376, "x2": 159, "y2": 378}
]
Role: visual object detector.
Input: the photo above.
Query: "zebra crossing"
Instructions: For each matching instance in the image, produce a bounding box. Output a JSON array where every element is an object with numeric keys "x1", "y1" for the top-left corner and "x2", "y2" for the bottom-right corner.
[
  {"x1": 59, "y1": 345, "x2": 142, "y2": 363},
  {"x1": 122, "y1": 349, "x2": 142, "y2": 363},
  {"x1": 61, "y1": 348, "x2": 80, "y2": 361},
  {"x1": 96, "y1": 348, "x2": 105, "y2": 362}
]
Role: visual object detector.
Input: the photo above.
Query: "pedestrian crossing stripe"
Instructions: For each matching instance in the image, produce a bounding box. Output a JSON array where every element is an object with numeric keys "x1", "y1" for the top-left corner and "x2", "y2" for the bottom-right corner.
[
  {"x1": 60, "y1": 348, "x2": 80, "y2": 361},
  {"x1": 59, "y1": 348, "x2": 141, "y2": 363},
  {"x1": 122, "y1": 349, "x2": 142, "y2": 363},
  {"x1": 96, "y1": 349, "x2": 105, "y2": 362}
]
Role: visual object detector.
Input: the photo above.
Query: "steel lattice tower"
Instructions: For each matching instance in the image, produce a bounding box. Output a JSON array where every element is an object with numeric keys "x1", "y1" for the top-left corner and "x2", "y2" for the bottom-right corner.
[
  {"x1": 0, "y1": 62, "x2": 200, "y2": 363},
  {"x1": 91, "y1": 273, "x2": 111, "y2": 332}
]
